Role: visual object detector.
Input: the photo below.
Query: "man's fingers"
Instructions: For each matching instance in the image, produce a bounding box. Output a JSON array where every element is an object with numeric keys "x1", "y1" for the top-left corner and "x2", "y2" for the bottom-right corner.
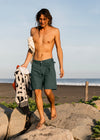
[{"x1": 60, "y1": 72, "x2": 64, "y2": 78}]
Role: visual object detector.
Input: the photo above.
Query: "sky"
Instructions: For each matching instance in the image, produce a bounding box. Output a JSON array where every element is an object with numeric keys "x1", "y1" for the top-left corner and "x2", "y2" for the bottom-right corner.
[{"x1": 0, "y1": 0, "x2": 100, "y2": 79}]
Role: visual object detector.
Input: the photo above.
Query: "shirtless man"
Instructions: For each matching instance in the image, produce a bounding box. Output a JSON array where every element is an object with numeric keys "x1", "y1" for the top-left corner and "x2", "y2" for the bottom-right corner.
[{"x1": 22, "y1": 9, "x2": 64, "y2": 129}]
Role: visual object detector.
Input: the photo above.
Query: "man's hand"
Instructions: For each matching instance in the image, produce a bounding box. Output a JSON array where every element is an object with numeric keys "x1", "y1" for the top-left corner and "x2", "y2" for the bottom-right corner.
[
  {"x1": 21, "y1": 64, "x2": 27, "y2": 68},
  {"x1": 60, "y1": 68, "x2": 64, "y2": 78}
]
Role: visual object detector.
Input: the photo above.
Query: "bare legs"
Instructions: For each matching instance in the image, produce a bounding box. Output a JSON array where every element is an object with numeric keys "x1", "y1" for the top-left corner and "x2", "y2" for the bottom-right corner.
[
  {"x1": 34, "y1": 89, "x2": 45, "y2": 129},
  {"x1": 34, "y1": 89, "x2": 57, "y2": 129},
  {"x1": 44, "y1": 89, "x2": 57, "y2": 120}
]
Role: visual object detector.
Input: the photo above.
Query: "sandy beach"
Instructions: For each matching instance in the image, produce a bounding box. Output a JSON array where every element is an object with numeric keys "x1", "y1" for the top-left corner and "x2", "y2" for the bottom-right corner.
[{"x1": 0, "y1": 83, "x2": 100, "y2": 104}]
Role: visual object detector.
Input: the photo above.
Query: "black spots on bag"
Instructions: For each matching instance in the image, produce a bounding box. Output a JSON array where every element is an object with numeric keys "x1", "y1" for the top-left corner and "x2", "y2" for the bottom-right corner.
[
  {"x1": 22, "y1": 78, "x2": 24, "y2": 83},
  {"x1": 17, "y1": 97, "x2": 19, "y2": 101},
  {"x1": 21, "y1": 96, "x2": 24, "y2": 101},
  {"x1": 20, "y1": 72, "x2": 23, "y2": 75},
  {"x1": 18, "y1": 76, "x2": 20, "y2": 81},
  {"x1": 28, "y1": 81, "x2": 30, "y2": 85},
  {"x1": 17, "y1": 96, "x2": 24, "y2": 102},
  {"x1": 15, "y1": 71, "x2": 19, "y2": 75},
  {"x1": 16, "y1": 83, "x2": 18, "y2": 87},
  {"x1": 20, "y1": 87, "x2": 22, "y2": 89},
  {"x1": 18, "y1": 91, "x2": 22, "y2": 94}
]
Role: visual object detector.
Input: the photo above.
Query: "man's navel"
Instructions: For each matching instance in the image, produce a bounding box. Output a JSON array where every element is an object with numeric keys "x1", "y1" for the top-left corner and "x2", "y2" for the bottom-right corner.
[{"x1": 38, "y1": 53, "x2": 43, "y2": 58}]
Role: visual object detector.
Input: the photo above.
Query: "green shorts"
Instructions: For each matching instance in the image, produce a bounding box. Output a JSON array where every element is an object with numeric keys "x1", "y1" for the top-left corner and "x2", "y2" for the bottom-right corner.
[{"x1": 31, "y1": 58, "x2": 57, "y2": 90}]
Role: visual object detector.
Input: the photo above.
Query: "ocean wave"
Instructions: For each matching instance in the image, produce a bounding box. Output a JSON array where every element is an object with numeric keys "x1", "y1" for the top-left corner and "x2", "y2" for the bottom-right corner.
[{"x1": 57, "y1": 82, "x2": 100, "y2": 86}]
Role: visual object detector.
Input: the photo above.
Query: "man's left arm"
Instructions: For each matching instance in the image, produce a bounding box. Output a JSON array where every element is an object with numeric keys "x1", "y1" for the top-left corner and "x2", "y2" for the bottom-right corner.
[{"x1": 54, "y1": 28, "x2": 64, "y2": 78}]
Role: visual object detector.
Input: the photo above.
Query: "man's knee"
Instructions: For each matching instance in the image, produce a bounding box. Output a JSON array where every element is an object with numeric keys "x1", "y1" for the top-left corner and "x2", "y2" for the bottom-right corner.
[
  {"x1": 44, "y1": 89, "x2": 52, "y2": 96},
  {"x1": 34, "y1": 89, "x2": 42, "y2": 99}
]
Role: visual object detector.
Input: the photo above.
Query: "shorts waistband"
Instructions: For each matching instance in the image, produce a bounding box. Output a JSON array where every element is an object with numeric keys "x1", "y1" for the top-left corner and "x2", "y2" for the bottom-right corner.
[{"x1": 33, "y1": 58, "x2": 54, "y2": 64}]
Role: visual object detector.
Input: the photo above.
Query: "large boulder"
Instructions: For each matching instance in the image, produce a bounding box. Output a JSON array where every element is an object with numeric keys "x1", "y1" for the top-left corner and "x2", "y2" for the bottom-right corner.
[
  {"x1": 7, "y1": 103, "x2": 100, "y2": 140},
  {"x1": 12, "y1": 126, "x2": 74, "y2": 140},
  {"x1": 0, "y1": 104, "x2": 12, "y2": 119},
  {"x1": 30, "y1": 103, "x2": 100, "y2": 140},
  {"x1": 7, "y1": 107, "x2": 26, "y2": 138},
  {"x1": 0, "y1": 105, "x2": 11, "y2": 140},
  {"x1": 0, "y1": 112, "x2": 8, "y2": 140}
]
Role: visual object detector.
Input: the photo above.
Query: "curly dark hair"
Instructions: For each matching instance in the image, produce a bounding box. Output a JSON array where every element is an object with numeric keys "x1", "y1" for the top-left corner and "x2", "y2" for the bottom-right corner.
[{"x1": 36, "y1": 8, "x2": 52, "y2": 26}]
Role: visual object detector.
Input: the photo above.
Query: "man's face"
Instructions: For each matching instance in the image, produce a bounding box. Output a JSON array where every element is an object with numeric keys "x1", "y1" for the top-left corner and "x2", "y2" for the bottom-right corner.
[{"x1": 39, "y1": 14, "x2": 49, "y2": 28}]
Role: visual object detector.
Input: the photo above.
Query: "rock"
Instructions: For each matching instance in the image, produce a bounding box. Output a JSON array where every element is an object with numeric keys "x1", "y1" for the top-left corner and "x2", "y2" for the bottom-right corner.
[
  {"x1": 0, "y1": 104, "x2": 12, "y2": 119},
  {"x1": 7, "y1": 107, "x2": 26, "y2": 138},
  {"x1": 0, "y1": 104, "x2": 12, "y2": 140},
  {"x1": 30, "y1": 103, "x2": 100, "y2": 140},
  {"x1": 13, "y1": 126, "x2": 74, "y2": 140},
  {"x1": 93, "y1": 100, "x2": 100, "y2": 110},
  {"x1": 0, "y1": 111, "x2": 8, "y2": 140},
  {"x1": 10, "y1": 103, "x2": 100, "y2": 140}
]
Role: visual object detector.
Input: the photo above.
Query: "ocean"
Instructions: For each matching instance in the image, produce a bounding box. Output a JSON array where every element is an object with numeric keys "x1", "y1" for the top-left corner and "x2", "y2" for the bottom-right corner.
[
  {"x1": 57, "y1": 78, "x2": 100, "y2": 86},
  {"x1": 0, "y1": 78, "x2": 100, "y2": 86}
]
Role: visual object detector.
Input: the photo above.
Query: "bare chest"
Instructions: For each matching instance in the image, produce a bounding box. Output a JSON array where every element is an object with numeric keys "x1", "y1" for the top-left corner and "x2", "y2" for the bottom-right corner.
[{"x1": 33, "y1": 30, "x2": 55, "y2": 45}]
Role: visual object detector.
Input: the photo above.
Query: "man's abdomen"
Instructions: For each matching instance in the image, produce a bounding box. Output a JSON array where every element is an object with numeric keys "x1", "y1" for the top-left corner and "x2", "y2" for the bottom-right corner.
[{"x1": 34, "y1": 51, "x2": 53, "y2": 61}]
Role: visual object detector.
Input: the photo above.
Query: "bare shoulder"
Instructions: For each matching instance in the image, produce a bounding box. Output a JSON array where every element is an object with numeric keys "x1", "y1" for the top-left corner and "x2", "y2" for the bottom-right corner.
[
  {"x1": 50, "y1": 27, "x2": 60, "y2": 39},
  {"x1": 51, "y1": 26, "x2": 60, "y2": 35},
  {"x1": 30, "y1": 27, "x2": 37, "y2": 36},
  {"x1": 50, "y1": 26, "x2": 59, "y2": 31},
  {"x1": 30, "y1": 27, "x2": 36, "y2": 32}
]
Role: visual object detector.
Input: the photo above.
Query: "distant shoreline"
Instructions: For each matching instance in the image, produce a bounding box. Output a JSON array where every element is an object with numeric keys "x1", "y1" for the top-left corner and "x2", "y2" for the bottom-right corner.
[{"x1": 1, "y1": 78, "x2": 100, "y2": 86}]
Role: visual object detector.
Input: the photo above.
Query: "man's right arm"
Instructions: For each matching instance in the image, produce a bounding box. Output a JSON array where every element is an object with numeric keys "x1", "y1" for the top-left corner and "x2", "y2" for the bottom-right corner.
[
  {"x1": 21, "y1": 50, "x2": 33, "y2": 68},
  {"x1": 21, "y1": 28, "x2": 35, "y2": 68}
]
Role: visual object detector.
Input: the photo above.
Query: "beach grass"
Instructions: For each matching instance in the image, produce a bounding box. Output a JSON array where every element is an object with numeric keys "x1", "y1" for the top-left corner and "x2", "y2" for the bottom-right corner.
[
  {"x1": 78, "y1": 96, "x2": 100, "y2": 108},
  {"x1": 0, "y1": 98, "x2": 61, "y2": 111},
  {"x1": 91, "y1": 120, "x2": 100, "y2": 139},
  {"x1": 0, "y1": 101, "x2": 18, "y2": 109},
  {"x1": 0, "y1": 96, "x2": 100, "y2": 111}
]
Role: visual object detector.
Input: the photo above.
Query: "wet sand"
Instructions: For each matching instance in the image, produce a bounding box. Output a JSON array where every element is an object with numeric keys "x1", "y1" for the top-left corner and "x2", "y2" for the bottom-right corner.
[{"x1": 0, "y1": 83, "x2": 100, "y2": 104}]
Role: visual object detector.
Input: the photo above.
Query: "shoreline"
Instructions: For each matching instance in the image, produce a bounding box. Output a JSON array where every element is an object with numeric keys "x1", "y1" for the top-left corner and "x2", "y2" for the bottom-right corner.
[{"x1": 0, "y1": 83, "x2": 100, "y2": 104}]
